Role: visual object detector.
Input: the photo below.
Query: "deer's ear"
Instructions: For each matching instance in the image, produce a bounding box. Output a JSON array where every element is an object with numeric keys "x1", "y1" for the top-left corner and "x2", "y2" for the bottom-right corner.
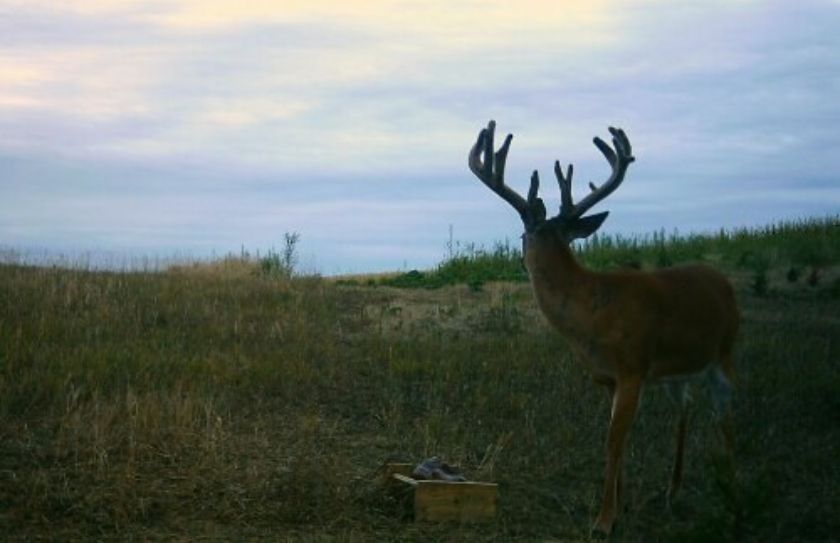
[{"x1": 568, "y1": 211, "x2": 609, "y2": 240}]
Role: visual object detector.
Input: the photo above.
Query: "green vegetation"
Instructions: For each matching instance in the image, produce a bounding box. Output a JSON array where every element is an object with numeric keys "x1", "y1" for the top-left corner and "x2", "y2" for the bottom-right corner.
[
  {"x1": 258, "y1": 231, "x2": 302, "y2": 279},
  {"x1": 365, "y1": 217, "x2": 838, "y2": 292},
  {"x1": 1, "y1": 217, "x2": 839, "y2": 540},
  {"x1": 581, "y1": 217, "x2": 838, "y2": 273},
  {"x1": 367, "y1": 240, "x2": 527, "y2": 290}
]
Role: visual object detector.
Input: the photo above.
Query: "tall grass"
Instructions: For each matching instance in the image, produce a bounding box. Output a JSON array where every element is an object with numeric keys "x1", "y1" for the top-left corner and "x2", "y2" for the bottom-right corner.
[
  {"x1": 579, "y1": 217, "x2": 839, "y2": 272},
  {"x1": 370, "y1": 216, "x2": 838, "y2": 289}
]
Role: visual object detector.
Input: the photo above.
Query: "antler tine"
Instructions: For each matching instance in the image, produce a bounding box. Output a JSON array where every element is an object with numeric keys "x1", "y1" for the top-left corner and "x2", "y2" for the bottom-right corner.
[
  {"x1": 468, "y1": 120, "x2": 530, "y2": 218},
  {"x1": 563, "y1": 127, "x2": 635, "y2": 220},
  {"x1": 529, "y1": 170, "x2": 547, "y2": 224},
  {"x1": 554, "y1": 160, "x2": 575, "y2": 219}
]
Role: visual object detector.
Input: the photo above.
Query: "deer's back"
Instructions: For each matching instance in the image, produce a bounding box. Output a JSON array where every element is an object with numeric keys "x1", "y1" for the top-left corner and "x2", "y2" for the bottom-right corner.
[{"x1": 586, "y1": 264, "x2": 739, "y2": 379}]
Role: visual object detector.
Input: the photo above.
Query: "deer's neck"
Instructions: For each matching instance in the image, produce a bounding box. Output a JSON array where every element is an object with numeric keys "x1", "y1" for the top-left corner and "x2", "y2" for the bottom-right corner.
[{"x1": 526, "y1": 243, "x2": 599, "y2": 335}]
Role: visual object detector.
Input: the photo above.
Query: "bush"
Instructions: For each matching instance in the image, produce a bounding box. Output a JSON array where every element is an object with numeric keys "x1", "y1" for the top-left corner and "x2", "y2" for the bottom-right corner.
[
  {"x1": 259, "y1": 232, "x2": 300, "y2": 278},
  {"x1": 380, "y1": 240, "x2": 527, "y2": 289}
]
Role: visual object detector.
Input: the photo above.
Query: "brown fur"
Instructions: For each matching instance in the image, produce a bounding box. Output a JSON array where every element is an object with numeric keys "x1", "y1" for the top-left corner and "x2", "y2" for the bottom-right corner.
[{"x1": 523, "y1": 225, "x2": 739, "y2": 535}]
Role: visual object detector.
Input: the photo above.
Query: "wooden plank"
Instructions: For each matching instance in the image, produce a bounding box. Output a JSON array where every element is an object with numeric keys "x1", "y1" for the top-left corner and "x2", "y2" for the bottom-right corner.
[
  {"x1": 414, "y1": 480, "x2": 498, "y2": 523},
  {"x1": 381, "y1": 461, "x2": 499, "y2": 522},
  {"x1": 392, "y1": 473, "x2": 419, "y2": 487},
  {"x1": 380, "y1": 462, "x2": 414, "y2": 486}
]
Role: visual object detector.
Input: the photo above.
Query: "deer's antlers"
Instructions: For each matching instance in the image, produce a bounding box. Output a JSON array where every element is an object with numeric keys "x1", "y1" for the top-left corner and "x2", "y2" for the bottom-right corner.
[
  {"x1": 556, "y1": 127, "x2": 635, "y2": 221},
  {"x1": 469, "y1": 121, "x2": 633, "y2": 230},
  {"x1": 469, "y1": 120, "x2": 547, "y2": 229}
]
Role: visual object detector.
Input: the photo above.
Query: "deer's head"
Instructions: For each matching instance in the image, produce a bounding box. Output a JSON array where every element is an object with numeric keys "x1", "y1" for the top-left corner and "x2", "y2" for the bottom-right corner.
[{"x1": 468, "y1": 120, "x2": 635, "y2": 258}]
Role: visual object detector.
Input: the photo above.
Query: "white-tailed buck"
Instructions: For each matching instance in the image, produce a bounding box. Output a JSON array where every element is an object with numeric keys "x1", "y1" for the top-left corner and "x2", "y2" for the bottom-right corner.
[{"x1": 468, "y1": 120, "x2": 739, "y2": 536}]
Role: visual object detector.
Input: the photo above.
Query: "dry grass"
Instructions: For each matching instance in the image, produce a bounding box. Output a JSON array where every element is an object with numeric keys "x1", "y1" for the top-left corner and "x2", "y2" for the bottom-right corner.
[
  {"x1": 167, "y1": 255, "x2": 260, "y2": 280},
  {"x1": 327, "y1": 271, "x2": 403, "y2": 284},
  {"x1": 1, "y1": 246, "x2": 839, "y2": 540}
]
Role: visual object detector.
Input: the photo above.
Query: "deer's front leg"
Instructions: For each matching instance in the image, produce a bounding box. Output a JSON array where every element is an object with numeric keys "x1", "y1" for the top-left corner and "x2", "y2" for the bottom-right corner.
[
  {"x1": 596, "y1": 377, "x2": 625, "y2": 507},
  {"x1": 592, "y1": 376, "x2": 642, "y2": 537}
]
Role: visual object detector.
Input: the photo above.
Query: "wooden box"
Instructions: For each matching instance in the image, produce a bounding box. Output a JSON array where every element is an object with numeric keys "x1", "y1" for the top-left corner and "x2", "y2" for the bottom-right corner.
[{"x1": 382, "y1": 462, "x2": 498, "y2": 523}]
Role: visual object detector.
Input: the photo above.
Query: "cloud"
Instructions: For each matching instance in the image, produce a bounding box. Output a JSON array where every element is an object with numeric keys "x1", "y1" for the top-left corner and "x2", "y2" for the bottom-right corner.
[{"x1": 1, "y1": 1, "x2": 838, "y2": 272}]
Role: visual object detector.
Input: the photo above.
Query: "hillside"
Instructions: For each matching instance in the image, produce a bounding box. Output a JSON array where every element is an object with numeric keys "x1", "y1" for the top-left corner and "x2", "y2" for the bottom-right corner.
[{"x1": 1, "y1": 218, "x2": 838, "y2": 540}]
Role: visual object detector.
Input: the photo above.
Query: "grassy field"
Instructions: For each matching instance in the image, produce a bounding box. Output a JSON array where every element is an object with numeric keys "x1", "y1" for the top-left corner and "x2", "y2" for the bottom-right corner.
[{"x1": 1, "y1": 218, "x2": 839, "y2": 541}]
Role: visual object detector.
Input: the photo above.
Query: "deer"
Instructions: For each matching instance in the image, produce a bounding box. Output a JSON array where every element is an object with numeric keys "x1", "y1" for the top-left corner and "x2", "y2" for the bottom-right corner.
[{"x1": 468, "y1": 120, "x2": 739, "y2": 536}]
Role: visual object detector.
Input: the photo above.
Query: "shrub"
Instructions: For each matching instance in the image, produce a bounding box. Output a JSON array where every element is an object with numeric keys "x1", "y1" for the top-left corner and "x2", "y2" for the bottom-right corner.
[{"x1": 259, "y1": 232, "x2": 300, "y2": 278}]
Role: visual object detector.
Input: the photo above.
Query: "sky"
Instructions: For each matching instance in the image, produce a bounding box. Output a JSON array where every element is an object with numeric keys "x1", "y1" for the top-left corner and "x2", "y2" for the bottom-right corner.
[{"x1": 1, "y1": 1, "x2": 839, "y2": 274}]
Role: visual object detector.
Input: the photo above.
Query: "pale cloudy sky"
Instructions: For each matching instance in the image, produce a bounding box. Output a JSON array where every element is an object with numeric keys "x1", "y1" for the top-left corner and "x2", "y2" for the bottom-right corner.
[{"x1": 1, "y1": 1, "x2": 839, "y2": 273}]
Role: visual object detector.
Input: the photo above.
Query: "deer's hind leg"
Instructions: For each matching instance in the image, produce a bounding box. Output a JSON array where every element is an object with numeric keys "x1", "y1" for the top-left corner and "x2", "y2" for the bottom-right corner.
[
  {"x1": 665, "y1": 380, "x2": 692, "y2": 506},
  {"x1": 709, "y1": 359, "x2": 735, "y2": 456}
]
